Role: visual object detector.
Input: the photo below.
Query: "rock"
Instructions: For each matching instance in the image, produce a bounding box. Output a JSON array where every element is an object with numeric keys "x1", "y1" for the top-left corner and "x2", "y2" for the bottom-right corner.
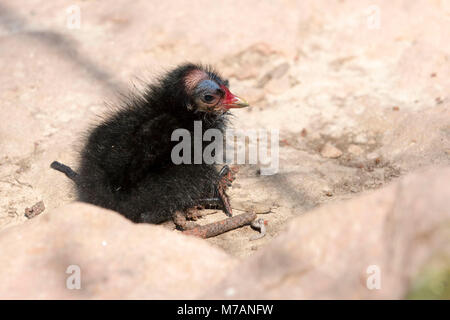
[
  {"x1": 205, "y1": 167, "x2": 450, "y2": 299},
  {"x1": 367, "y1": 152, "x2": 380, "y2": 160},
  {"x1": 347, "y1": 144, "x2": 364, "y2": 156},
  {"x1": 221, "y1": 43, "x2": 280, "y2": 80},
  {"x1": 322, "y1": 186, "x2": 333, "y2": 196},
  {"x1": 242, "y1": 87, "x2": 265, "y2": 104},
  {"x1": 300, "y1": 128, "x2": 308, "y2": 137},
  {"x1": 320, "y1": 142, "x2": 343, "y2": 158},
  {"x1": 378, "y1": 104, "x2": 450, "y2": 171},
  {"x1": 264, "y1": 77, "x2": 292, "y2": 95},
  {"x1": 232, "y1": 201, "x2": 272, "y2": 214},
  {"x1": 258, "y1": 63, "x2": 290, "y2": 87},
  {"x1": 24, "y1": 200, "x2": 45, "y2": 219},
  {"x1": 0, "y1": 104, "x2": 43, "y2": 159},
  {"x1": 353, "y1": 133, "x2": 369, "y2": 144},
  {"x1": 0, "y1": 203, "x2": 236, "y2": 299}
]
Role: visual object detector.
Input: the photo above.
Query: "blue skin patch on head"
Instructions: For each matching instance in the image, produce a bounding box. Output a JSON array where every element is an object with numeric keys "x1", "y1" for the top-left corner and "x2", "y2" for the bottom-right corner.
[
  {"x1": 194, "y1": 79, "x2": 223, "y2": 95},
  {"x1": 191, "y1": 79, "x2": 229, "y2": 111}
]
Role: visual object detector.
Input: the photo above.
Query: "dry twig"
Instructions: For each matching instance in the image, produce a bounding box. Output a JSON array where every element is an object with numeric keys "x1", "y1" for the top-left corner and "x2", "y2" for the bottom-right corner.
[{"x1": 182, "y1": 211, "x2": 257, "y2": 238}]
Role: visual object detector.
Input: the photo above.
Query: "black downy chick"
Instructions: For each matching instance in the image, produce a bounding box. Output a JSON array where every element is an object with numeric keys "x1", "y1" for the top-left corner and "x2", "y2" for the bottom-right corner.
[{"x1": 51, "y1": 63, "x2": 249, "y2": 225}]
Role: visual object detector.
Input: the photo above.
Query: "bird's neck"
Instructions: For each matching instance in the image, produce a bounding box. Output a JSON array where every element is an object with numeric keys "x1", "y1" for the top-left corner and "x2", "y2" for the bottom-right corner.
[{"x1": 189, "y1": 111, "x2": 228, "y2": 132}]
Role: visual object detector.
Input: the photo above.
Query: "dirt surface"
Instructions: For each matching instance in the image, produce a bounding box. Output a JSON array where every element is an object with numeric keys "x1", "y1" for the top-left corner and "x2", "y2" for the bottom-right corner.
[{"x1": 1, "y1": 0, "x2": 450, "y2": 258}]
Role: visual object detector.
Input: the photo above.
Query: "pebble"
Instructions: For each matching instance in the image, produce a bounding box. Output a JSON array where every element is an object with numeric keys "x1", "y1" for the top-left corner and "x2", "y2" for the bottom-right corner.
[
  {"x1": 353, "y1": 133, "x2": 368, "y2": 144},
  {"x1": 258, "y1": 62, "x2": 290, "y2": 87},
  {"x1": 320, "y1": 142, "x2": 343, "y2": 158},
  {"x1": 347, "y1": 144, "x2": 364, "y2": 156},
  {"x1": 367, "y1": 152, "x2": 380, "y2": 160}
]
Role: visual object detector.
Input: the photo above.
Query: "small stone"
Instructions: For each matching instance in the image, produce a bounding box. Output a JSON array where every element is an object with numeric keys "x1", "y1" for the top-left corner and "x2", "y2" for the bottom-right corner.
[
  {"x1": 347, "y1": 144, "x2": 364, "y2": 156},
  {"x1": 24, "y1": 201, "x2": 45, "y2": 219},
  {"x1": 322, "y1": 186, "x2": 333, "y2": 196},
  {"x1": 350, "y1": 187, "x2": 359, "y2": 193},
  {"x1": 245, "y1": 88, "x2": 265, "y2": 104},
  {"x1": 320, "y1": 142, "x2": 343, "y2": 159},
  {"x1": 300, "y1": 128, "x2": 308, "y2": 137},
  {"x1": 367, "y1": 152, "x2": 380, "y2": 160},
  {"x1": 270, "y1": 63, "x2": 290, "y2": 79},
  {"x1": 258, "y1": 62, "x2": 290, "y2": 87},
  {"x1": 224, "y1": 287, "x2": 236, "y2": 297},
  {"x1": 264, "y1": 77, "x2": 292, "y2": 94},
  {"x1": 251, "y1": 204, "x2": 272, "y2": 214},
  {"x1": 353, "y1": 133, "x2": 368, "y2": 144}
]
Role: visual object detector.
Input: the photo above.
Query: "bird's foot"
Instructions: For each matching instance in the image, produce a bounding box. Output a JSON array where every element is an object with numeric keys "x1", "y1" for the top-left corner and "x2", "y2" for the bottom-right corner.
[
  {"x1": 173, "y1": 210, "x2": 200, "y2": 231},
  {"x1": 185, "y1": 206, "x2": 208, "y2": 221}
]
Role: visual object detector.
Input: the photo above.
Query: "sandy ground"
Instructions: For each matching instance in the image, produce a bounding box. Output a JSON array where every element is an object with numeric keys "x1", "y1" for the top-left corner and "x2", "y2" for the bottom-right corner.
[{"x1": 1, "y1": 0, "x2": 449, "y2": 258}]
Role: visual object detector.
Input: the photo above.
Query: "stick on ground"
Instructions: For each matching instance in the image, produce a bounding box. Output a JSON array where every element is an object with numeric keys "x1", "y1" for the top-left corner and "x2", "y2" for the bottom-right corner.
[{"x1": 182, "y1": 211, "x2": 257, "y2": 238}]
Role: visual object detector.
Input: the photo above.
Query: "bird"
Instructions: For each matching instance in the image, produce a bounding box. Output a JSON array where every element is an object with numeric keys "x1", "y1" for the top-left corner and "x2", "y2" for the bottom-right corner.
[{"x1": 51, "y1": 63, "x2": 249, "y2": 228}]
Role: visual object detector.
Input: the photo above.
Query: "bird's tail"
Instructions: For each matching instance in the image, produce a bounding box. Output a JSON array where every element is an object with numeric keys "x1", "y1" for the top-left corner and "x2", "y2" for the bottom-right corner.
[{"x1": 50, "y1": 161, "x2": 78, "y2": 181}]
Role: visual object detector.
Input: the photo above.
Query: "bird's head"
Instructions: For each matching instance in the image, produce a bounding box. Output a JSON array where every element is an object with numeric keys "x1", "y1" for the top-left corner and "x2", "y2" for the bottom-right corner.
[{"x1": 165, "y1": 64, "x2": 249, "y2": 116}]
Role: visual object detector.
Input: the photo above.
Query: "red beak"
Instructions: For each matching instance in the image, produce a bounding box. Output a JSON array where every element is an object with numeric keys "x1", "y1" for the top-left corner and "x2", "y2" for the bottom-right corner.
[{"x1": 221, "y1": 85, "x2": 250, "y2": 109}]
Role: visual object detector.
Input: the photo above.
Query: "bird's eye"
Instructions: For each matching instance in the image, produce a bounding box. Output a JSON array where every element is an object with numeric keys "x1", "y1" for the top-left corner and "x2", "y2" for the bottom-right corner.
[{"x1": 203, "y1": 94, "x2": 216, "y2": 103}]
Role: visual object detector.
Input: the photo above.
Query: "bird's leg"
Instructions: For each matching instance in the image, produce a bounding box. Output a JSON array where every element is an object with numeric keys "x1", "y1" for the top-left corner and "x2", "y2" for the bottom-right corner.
[
  {"x1": 195, "y1": 165, "x2": 239, "y2": 217},
  {"x1": 177, "y1": 165, "x2": 239, "y2": 231},
  {"x1": 216, "y1": 165, "x2": 238, "y2": 217},
  {"x1": 173, "y1": 207, "x2": 220, "y2": 230},
  {"x1": 184, "y1": 205, "x2": 212, "y2": 221},
  {"x1": 217, "y1": 183, "x2": 232, "y2": 217},
  {"x1": 219, "y1": 165, "x2": 239, "y2": 188}
]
